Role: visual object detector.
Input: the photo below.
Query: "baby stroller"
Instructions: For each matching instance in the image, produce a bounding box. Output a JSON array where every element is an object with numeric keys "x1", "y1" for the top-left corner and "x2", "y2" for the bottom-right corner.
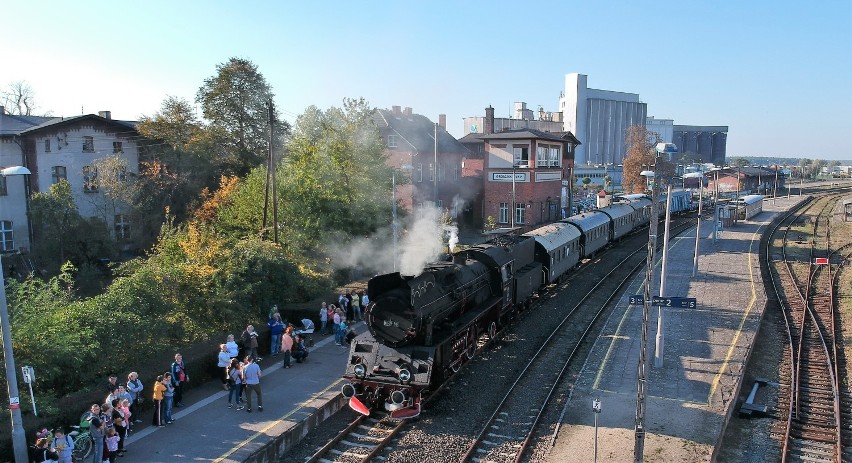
[{"x1": 293, "y1": 319, "x2": 315, "y2": 347}]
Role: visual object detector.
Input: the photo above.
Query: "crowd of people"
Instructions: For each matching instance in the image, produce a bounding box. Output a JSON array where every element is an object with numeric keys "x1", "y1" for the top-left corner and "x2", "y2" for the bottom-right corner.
[{"x1": 34, "y1": 289, "x2": 367, "y2": 462}]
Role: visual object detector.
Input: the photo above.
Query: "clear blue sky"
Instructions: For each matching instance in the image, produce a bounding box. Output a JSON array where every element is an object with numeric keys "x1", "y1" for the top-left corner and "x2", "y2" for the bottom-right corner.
[{"x1": 1, "y1": 1, "x2": 850, "y2": 160}]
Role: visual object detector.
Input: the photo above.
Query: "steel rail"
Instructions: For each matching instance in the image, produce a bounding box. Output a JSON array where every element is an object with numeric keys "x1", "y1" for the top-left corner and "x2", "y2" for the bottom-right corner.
[{"x1": 460, "y1": 220, "x2": 693, "y2": 463}]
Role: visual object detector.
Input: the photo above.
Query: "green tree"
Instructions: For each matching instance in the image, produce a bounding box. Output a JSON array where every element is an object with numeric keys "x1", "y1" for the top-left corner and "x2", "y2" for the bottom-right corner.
[
  {"x1": 275, "y1": 98, "x2": 393, "y2": 252},
  {"x1": 809, "y1": 159, "x2": 828, "y2": 178},
  {"x1": 29, "y1": 181, "x2": 116, "y2": 273},
  {"x1": 732, "y1": 157, "x2": 750, "y2": 167},
  {"x1": 135, "y1": 97, "x2": 220, "y2": 245},
  {"x1": 137, "y1": 96, "x2": 204, "y2": 151},
  {"x1": 196, "y1": 58, "x2": 289, "y2": 176}
]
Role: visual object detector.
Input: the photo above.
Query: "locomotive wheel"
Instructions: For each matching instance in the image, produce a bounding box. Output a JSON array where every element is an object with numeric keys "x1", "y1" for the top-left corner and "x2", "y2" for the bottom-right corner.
[
  {"x1": 465, "y1": 329, "x2": 477, "y2": 359},
  {"x1": 488, "y1": 321, "x2": 497, "y2": 340}
]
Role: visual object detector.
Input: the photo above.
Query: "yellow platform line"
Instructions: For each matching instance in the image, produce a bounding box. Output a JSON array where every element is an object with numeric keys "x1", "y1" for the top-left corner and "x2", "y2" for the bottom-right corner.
[
  {"x1": 213, "y1": 378, "x2": 344, "y2": 463},
  {"x1": 707, "y1": 226, "x2": 763, "y2": 404}
]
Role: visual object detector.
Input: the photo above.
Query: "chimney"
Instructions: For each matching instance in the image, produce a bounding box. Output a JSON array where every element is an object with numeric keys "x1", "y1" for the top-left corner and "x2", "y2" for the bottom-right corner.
[
  {"x1": 98, "y1": 111, "x2": 112, "y2": 120},
  {"x1": 392, "y1": 105, "x2": 401, "y2": 116},
  {"x1": 403, "y1": 107, "x2": 412, "y2": 117},
  {"x1": 0, "y1": 105, "x2": 5, "y2": 115},
  {"x1": 484, "y1": 106, "x2": 495, "y2": 135},
  {"x1": 438, "y1": 114, "x2": 446, "y2": 130}
]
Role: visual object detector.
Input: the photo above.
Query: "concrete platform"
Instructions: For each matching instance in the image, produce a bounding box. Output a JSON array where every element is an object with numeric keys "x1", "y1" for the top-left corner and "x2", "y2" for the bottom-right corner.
[
  {"x1": 546, "y1": 196, "x2": 806, "y2": 462},
  {"x1": 119, "y1": 326, "x2": 362, "y2": 463}
]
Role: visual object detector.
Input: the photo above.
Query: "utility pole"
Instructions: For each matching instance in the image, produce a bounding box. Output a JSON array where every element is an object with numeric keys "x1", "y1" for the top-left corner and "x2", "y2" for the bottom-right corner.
[
  {"x1": 634, "y1": 156, "x2": 660, "y2": 462},
  {"x1": 433, "y1": 122, "x2": 438, "y2": 207},
  {"x1": 773, "y1": 166, "x2": 779, "y2": 204},
  {"x1": 261, "y1": 99, "x2": 278, "y2": 243}
]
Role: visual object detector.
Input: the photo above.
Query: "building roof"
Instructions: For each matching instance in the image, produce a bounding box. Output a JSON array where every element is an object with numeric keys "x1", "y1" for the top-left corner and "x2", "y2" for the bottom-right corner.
[
  {"x1": 718, "y1": 166, "x2": 779, "y2": 177},
  {"x1": 374, "y1": 109, "x2": 470, "y2": 156},
  {"x1": 458, "y1": 133, "x2": 484, "y2": 144},
  {"x1": 0, "y1": 113, "x2": 58, "y2": 136},
  {"x1": 17, "y1": 113, "x2": 138, "y2": 135},
  {"x1": 480, "y1": 128, "x2": 581, "y2": 145}
]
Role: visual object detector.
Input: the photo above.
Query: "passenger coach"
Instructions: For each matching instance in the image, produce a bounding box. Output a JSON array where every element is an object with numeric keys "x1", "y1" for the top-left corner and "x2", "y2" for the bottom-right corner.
[{"x1": 734, "y1": 194, "x2": 763, "y2": 220}]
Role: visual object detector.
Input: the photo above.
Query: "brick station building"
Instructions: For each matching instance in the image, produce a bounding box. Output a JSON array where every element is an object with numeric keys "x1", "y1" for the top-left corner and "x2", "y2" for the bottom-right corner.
[{"x1": 480, "y1": 128, "x2": 579, "y2": 231}]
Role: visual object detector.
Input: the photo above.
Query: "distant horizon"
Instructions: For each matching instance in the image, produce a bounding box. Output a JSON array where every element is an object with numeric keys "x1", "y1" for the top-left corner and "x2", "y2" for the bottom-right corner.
[{"x1": 1, "y1": 2, "x2": 849, "y2": 160}]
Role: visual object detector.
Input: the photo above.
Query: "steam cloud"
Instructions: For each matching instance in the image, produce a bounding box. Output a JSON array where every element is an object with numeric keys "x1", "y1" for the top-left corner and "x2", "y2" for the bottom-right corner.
[{"x1": 325, "y1": 202, "x2": 463, "y2": 277}]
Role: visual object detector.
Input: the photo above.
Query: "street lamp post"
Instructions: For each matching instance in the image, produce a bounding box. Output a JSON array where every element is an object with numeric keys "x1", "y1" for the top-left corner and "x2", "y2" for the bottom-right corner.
[
  {"x1": 593, "y1": 398, "x2": 602, "y2": 463},
  {"x1": 688, "y1": 172, "x2": 704, "y2": 277},
  {"x1": 511, "y1": 163, "x2": 519, "y2": 229},
  {"x1": 712, "y1": 169, "x2": 720, "y2": 243},
  {"x1": 656, "y1": 183, "x2": 673, "y2": 368},
  {"x1": 1, "y1": 165, "x2": 32, "y2": 463},
  {"x1": 653, "y1": 144, "x2": 677, "y2": 370}
]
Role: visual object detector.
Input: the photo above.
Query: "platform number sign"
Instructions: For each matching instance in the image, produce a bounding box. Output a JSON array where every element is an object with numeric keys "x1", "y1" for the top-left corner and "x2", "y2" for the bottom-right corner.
[
  {"x1": 592, "y1": 398, "x2": 601, "y2": 413},
  {"x1": 652, "y1": 296, "x2": 697, "y2": 308},
  {"x1": 629, "y1": 295, "x2": 697, "y2": 308}
]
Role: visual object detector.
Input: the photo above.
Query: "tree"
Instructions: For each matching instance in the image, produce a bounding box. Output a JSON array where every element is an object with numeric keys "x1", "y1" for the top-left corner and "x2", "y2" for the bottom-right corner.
[
  {"x1": 196, "y1": 58, "x2": 289, "y2": 176},
  {"x1": 732, "y1": 158, "x2": 750, "y2": 167},
  {"x1": 273, "y1": 98, "x2": 393, "y2": 252},
  {"x1": 621, "y1": 125, "x2": 674, "y2": 193},
  {"x1": 137, "y1": 96, "x2": 203, "y2": 151},
  {"x1": 1, "y1": 81, "x2": 40, "y2": 115},
  {"x1": 86, "y1": 155, "x2": 134, "y2": 228},
  {"x1": 135, "y1": 97, "x2": 220, "y2": 246},
  {"x1": 809, "y1": 159, "x2": 828, "y2": 178},
  {"x1": 29, "y1": 181, "x2": 116, "y2": 273}
]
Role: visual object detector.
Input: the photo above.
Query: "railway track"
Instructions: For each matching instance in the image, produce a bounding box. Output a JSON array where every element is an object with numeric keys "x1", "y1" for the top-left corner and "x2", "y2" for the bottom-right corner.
[
  {"x1": 459, "y1": 219, "x2": 694, "y2": 463},
  {"x1": 304, "y1": 412, "x2": 404, "y2": 463},
  {"x1": 765, "y1": 193, "x2": 849, "y2": 462},
  {"x1": 302, "y1": 215, "x2": 695, "y2": 463}
]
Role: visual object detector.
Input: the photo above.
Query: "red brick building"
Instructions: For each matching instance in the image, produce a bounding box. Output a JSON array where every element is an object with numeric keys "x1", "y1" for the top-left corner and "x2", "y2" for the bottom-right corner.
[
  {"x1": 707, "y1": 166, "x2": 785, "y2": 196},
  {"x1": 374, "y1": 106, "x2": 474, "y2": 220},
  {"x1": 480, "y1": 128, "x2": 579, "y2": 231}
]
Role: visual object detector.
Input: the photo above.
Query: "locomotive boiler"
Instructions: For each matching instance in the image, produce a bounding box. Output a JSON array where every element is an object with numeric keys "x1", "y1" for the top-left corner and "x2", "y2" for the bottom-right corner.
[{"x1": 366, "y1": 257, "x2": 494, "y2": 348}]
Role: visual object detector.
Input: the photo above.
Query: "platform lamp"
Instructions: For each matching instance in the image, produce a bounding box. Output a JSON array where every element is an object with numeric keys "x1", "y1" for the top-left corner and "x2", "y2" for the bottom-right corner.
[
  {"x1": 683, "y1": 171, "x2": 705, "y2": 277},
  {"x1": 653, "y1": 142, "x2": 677, "y2": 369},
  {"x1": 1, "y1": 165, "x2": 32, "y2": 463}
]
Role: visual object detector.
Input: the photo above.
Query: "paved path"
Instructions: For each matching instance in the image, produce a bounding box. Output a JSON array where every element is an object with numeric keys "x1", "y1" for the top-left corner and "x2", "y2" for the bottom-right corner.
[
  {"x1": 116, "y1": 326, "x2": 361, "y2": 463},
  {"x1": 547, "y1": 196, "x2": 805, "y2": 462}
]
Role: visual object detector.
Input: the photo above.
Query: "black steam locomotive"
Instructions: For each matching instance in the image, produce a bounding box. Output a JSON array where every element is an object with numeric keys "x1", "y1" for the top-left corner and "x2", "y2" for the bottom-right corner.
[{"x1": 341, "y1": 191, "x2": 692, "y2": 418}]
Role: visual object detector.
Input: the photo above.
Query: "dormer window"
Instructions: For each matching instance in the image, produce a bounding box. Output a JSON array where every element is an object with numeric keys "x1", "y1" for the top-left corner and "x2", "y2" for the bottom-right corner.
[{"x1": 388, "y1": 135, "x2": 397, "y2": 148}]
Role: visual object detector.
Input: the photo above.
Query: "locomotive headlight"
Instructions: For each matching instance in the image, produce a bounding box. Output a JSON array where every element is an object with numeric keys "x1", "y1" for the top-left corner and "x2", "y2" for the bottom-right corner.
[
  {"x1": 390, "y1": 390, "x2": 407, "y2": 405},
  {"x1": 398, "y1": 368, "x2": 412, "y2": 383},
  {"x1": 354, "y1": 363, "x2": 367, "y2": 378}
]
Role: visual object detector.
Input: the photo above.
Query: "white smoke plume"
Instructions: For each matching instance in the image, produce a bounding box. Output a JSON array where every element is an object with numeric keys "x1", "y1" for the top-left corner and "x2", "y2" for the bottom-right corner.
[
  {"x1": 398, "y1": 206, "x2": 445, "y2": 276},
  {"x1": 445, "y1": 224, "x2": 459, "y2": 253},
  {"x1": 324, "y1": 204, "x2": 458, "y2": 277}
]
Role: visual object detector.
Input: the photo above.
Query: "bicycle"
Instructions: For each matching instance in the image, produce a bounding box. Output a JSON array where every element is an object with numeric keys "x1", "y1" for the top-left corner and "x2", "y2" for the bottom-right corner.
[{"x1": 69, "y1": 421, "x2": 93, "y2": 462}]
